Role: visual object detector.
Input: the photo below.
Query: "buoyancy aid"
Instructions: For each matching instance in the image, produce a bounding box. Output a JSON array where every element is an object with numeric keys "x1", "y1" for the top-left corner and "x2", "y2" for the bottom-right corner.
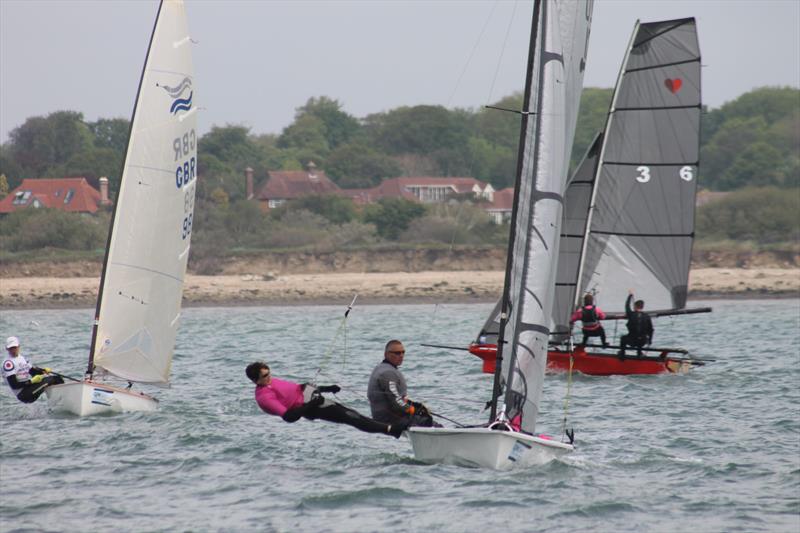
[{"x1": 581, "y1": 306, "x2": 599, "y2": 328}]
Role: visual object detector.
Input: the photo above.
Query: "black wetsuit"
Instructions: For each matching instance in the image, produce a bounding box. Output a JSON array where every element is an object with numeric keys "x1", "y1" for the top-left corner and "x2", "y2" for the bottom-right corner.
[
  {"x1": 619, "y1": 295, "x2": 654, "y2": 356},
  {"x1": 282, "y1": 388, "x2": 401, "y2": 437}
]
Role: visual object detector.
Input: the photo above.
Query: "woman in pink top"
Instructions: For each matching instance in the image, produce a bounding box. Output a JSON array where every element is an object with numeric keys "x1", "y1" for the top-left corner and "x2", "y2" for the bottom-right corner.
[
  {"x1": 570, "y1": 293, "x2": 608, "y2": 348},
  {"x1": 245, "y1": 361, "x2": 407, "y2": 438}
]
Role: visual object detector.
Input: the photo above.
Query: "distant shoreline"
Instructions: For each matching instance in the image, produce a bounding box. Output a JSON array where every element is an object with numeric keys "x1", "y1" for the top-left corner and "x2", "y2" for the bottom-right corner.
[{"x1": 1, "y1": 268, "x2": 797, "y2": 310}]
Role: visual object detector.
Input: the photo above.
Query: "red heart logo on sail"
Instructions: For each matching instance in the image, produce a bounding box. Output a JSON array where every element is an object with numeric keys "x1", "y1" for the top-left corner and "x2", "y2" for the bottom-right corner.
[{"x1": 664, "y1": 78, "x2": 683, "y2": 94}]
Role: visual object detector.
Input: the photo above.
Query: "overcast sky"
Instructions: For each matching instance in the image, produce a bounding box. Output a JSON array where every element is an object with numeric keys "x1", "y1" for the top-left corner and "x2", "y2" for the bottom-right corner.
[{"x1": 1, "y1": 0, "x2": 798, "y2": 143}]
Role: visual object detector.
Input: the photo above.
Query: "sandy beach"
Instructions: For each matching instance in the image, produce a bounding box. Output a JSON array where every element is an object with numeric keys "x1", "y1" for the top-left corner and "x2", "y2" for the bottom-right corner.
[{"x1": 1, "y1": 268, "x2": 797, "y2": 309}]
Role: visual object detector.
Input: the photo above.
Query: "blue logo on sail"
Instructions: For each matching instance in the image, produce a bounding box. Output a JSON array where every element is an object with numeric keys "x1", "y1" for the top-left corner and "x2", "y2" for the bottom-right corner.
[{"x1": 159, "y1": 77, "x2": 193, "y2": 115}]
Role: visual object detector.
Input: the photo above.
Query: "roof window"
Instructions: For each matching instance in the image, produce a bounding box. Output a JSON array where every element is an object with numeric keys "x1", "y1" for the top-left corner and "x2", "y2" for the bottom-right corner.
[{"x1": 12, "y1": 191, "x2": 31, "y2": 205}]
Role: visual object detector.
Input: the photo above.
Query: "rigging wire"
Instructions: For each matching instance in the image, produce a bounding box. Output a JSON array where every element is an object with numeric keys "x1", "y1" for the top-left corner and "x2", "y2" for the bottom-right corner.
[
  {"x1": 311, "y1": 294, "x2": 358, "y2": 385},
  {"x1": 486, "y1": 0, "x2": 519, "y2": 105},
  {"x1": 446, "y1": 1, "x2": 500, "y2": 108}
]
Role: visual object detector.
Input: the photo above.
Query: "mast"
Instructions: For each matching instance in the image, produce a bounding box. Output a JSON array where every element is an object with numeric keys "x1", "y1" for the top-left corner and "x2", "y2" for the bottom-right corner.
[
  {"x1": 489, "y1": 0, "x2": 542, "y2": 423},
  {"x1": 86, "y1": 0, "x2": 165, "y2": 377},
  {"x1": 571, "y1": 20, "x2": 638, "y2": 313}
]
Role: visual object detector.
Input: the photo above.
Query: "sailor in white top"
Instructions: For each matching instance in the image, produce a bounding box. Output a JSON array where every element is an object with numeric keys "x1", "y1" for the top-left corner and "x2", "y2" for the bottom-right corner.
[{"x1": 3, "y1": 336, "x2": 62, "y2": 403}]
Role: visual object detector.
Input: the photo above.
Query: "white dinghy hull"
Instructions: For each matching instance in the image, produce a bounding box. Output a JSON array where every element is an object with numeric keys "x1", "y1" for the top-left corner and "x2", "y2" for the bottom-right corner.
[
  {"x1": 45, "y1": 381, "x2": 158, "y2": 416},
  {"x1": 407, "y1": 427, "x2": 573, "y2": 470}
]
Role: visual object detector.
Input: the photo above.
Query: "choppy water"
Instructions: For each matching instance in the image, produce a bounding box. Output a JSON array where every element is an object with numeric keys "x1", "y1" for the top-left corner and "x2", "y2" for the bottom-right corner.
[{"x1": 1, "y1": 299, "x2": 799, "y2": 532}]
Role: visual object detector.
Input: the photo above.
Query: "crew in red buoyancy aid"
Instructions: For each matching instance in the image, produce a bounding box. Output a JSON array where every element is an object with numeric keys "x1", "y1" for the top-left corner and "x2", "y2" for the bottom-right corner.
[{"x1": 570, "y1": 293, "x2": 608, "y2": 348}]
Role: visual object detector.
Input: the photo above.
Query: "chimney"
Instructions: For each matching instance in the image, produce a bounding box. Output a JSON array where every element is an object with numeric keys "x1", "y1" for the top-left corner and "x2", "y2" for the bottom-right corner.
[
  {"x1": 245, "y1": 167, "x2": 254, "y2": 200},
  {"x1": 99, "y1": 177, "x2": 110, "y2": 205},
  {"x1": 306, "y1": 161, "x2": 318, "y2": 181}
]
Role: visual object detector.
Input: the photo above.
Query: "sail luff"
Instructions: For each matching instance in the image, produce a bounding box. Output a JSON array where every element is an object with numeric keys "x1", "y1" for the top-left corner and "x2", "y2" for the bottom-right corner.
[
  {"x1": 87, "y1": 0, "x2": 166, "y2": 377},
  {"x1": 571, "y1": 20, "x2": 638, "y2": 313}
]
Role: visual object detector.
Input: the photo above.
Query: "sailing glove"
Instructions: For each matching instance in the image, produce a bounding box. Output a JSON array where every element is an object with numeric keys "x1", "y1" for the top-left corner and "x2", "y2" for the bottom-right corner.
[
  {"x1": 309, "y1": 392, "x2": 325, "y2": 407},
  {"x1": 318, "y1": 385, "x2": 340, "y2": 394},
  {"x1": 30, "y1": 375, "x2": 45, "y2": 384}
]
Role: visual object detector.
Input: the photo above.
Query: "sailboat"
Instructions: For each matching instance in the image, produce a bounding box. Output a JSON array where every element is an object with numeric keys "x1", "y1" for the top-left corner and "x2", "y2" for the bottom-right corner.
[
  {"x1": 45, "y1": 0, "x2": 197, "y2": 416},
  {"x1": 408, "y1": 0, "x2": 593, "y2": 469},
  {"x1": 469, "y1": 17, "x2": 709, "y2": 376}
]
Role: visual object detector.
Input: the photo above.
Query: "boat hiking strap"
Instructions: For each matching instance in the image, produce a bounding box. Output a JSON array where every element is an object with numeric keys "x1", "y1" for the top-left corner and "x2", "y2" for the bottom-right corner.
[{"x1": 311, "y1": 294, "x2": 358, "y2": 385}]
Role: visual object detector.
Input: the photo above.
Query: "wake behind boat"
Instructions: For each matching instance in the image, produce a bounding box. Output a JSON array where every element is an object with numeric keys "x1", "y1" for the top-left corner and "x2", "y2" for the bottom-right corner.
[
  {"x1": 408, "y1": 0, "x2": 594, "y2": 470},
  {"x1": 46, "y1": 0, "x2": 197, "y2": 416}
]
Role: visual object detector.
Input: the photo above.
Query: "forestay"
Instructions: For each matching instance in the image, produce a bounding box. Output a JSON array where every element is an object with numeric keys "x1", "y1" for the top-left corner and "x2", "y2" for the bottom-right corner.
[
  {"x1": 497, "y1": 0, "x2": 593, "y2": 434},
  {"x1": 576, "y1": 18, "x2": 701, "y2": 314},
  {"x1": 90, "y1": 0, "x2": 197, "y2": 384}
]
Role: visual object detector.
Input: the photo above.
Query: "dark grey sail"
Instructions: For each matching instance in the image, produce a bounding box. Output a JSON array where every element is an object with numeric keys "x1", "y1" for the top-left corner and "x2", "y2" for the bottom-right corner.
[
  {"x1": 575, "y1": 18, "x2": 701, "y2": 315},
  {"x1": 551, "y1": 131, "x2": 603, "y2": 339}
]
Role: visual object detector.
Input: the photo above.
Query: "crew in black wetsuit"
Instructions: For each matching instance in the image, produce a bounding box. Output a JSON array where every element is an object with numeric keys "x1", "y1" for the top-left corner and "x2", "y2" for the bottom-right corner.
[
  {"x1": 618, "y1": 293, "x2": 654, "y2": 358},
  {"x1": 367, "y1": 339, "x2": 436, "y2": 427},
  {"x1": 3, "y1": 336, "x2": 63, "y2": 403}
]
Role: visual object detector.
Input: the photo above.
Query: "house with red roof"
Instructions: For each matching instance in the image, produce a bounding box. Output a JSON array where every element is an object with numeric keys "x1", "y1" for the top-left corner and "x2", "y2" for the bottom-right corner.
[
  {"x1": 484, "y1": 187, "x2": 514, "y2": 224},
  {"x1": 0, "y1": 177, "x2": 110, "y2": 215},
  {"x1": 339, "y1": 176, "x2": 495, "y2": 206},
  {"x1": 253, "y1": 162, "x2": 340, "y2": 211}
]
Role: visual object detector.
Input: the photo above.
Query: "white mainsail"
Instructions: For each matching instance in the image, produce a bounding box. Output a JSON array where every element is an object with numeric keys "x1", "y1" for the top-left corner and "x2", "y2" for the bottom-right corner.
[
  {"x1": 90, "y1": 0, "x2": 197, "y2": 384},
  {"x1": 575, "y1": 18, "x2": 701, "y2": 315},
  {"x1": 496, "y1": 0, "x2": 593, "y2": 434},
  {"x1": 409, "y1": 0, "x2": 593, "y2": 468}
]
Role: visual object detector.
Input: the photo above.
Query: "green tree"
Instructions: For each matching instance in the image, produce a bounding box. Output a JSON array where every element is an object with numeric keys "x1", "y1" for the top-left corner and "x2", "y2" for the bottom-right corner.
[
  {"x1": 0, "y1": 208, "x2": 106, "y2": 252},
  {"x1": 700, "y1": 116, "x2": 768, "y2": 188},
  {"x1": 282, "y1": 194, "x2": 356, "y2": 225},
  {"x1": 325, "y1": 142, "x2": 402, "y2": 188},
  {"x1": 362, "y1": 197, "x2": 426, "y2": 240},
  {"x1": 474, "y1": 93, "x2": 523, "y2": 153},
  {"x1": 277, "y1": 114, "x2": 330, "y2": 159},
  {"x1": 8, "y1": 111, "x2": 93, "y2": 178},
  {"x1": 0, "y1": 174, "x2": 8, "y2": 199},
  {"x1": 696, "y1": 187, "x2": 800, "y2": 244},
  {"x1": 717, "y1": 142, "x2": 787, "y2": 190},
  {"x1": 571, "y1": 88, "x2": 613, "y2": 169},
  {"x1": 295, "y1": 96, "x2": 362, "y2": 149},
  {"x1": 0, "y1": 145, "x2": 23, "y2": 189},
  {"x1": 89, "y1": 118, "x2": 130, "y2": 153},
  {"x1": 365, "y1": 105, "x2": 472, "y2": 156}
]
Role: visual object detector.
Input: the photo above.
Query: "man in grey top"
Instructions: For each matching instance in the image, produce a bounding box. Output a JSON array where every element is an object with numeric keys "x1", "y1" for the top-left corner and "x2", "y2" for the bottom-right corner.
[{"x1": 367, "y1": 339, "x2": 435, "y2": 427}]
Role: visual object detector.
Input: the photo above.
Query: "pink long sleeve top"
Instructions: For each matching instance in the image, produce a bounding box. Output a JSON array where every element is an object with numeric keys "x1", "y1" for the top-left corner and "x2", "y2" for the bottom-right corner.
[{"x1": 255, "y1": 377, "x2": 305, "y2": 416}]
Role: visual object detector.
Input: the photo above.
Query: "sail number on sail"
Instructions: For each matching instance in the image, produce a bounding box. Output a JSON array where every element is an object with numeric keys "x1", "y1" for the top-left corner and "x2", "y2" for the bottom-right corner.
[
  {"x1": 174, "y1": 129, "x2": 196, "y2": 189},
  {"x1": 635, "y1": 165, "x2": 695, "y2": 183},
  {"x1": 174, "y1": 129, "x2": 197, "y2": 240}
]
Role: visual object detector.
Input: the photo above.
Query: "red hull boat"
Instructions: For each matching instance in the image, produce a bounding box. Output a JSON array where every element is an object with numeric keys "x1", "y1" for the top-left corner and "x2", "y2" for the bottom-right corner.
[{"x1": 468, "y1": 343, "x2": 698, "y2": 376}]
